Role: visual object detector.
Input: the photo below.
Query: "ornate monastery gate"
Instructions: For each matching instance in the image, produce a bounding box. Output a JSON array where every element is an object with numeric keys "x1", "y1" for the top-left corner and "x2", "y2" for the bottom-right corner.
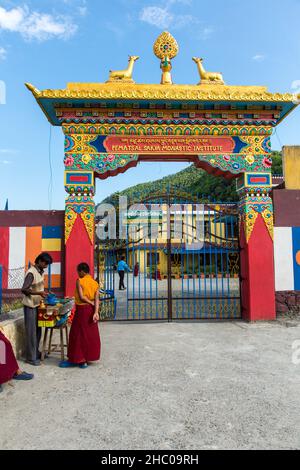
[
  {"x1": 26, "y1": 31, "x2": 298, "y2": 321},
  {"x1": 97, "y1": 191, "x2": 241, "y2": 321}
]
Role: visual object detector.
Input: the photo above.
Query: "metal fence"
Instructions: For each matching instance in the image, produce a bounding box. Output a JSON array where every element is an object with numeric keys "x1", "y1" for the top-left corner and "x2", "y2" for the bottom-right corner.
[{"x1": 0, "y1": 265, "x2": 25, "y2": 315}]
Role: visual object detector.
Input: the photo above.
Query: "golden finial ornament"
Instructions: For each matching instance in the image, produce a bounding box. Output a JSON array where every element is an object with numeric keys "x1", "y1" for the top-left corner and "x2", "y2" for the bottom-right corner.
[
  {"x1": 153, "y1": 31, "x2": 179, "y2": 85},
  {"x1": 192, "y1": 57, "x2": 225, "y2": 85},
  {"x1": 107, "y1": 55, "x2": 139, "y2": 84}
]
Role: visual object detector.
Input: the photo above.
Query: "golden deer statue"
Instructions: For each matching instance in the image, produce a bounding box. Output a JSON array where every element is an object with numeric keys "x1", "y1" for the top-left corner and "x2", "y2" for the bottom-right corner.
[
  {"x1": 192, "y1": 57, "x2": 225, "y2": 85},
  {"x1": 107, "y1": 55, "x2": 139, "y2": 83}
]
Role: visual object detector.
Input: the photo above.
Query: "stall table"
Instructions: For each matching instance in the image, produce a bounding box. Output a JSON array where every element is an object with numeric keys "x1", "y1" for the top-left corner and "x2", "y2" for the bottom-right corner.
[{"x1": 38, "y1": 299, "x2": 74, "y2": 361}]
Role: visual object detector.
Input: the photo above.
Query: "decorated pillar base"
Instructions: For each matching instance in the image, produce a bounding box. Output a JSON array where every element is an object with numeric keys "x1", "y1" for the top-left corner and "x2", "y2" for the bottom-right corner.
[
  {"x1": 64, "y1": 171, "x2": 95, "y2": 297},
  {"x1": 238, "y1": 173, "x2": 276, "y2": 321}
]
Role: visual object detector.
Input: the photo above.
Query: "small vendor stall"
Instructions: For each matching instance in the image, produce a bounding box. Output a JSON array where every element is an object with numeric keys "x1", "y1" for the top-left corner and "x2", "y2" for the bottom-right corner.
[{"x1": 38, "y1": 296, "x2": 74, "y2": 361}]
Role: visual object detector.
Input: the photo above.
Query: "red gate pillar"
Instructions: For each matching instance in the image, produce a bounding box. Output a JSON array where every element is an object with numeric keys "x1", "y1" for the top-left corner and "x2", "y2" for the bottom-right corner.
[
  {"x1": 64, "y1": 171, "x2": 95, "y2": 297},
  {"x1": 238, "y1": 174, "x2": 276, "y2": 321}
]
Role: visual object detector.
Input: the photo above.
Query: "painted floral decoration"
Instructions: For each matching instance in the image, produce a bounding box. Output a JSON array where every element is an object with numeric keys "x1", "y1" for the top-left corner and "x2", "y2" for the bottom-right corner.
[
  {"x1": 97, "y1": 161, "x2": 105, "y2": 170},
  {"x1": 64, "y1": 156, "x2": 74, "y2": 167},
  {"x1": 262, "y1": 157, "x2": 272, "y2": 168},
  {"x1": 246, "y1": 155, "x2": 255, "y2": 165},
  {"x1": 82, "y1": 154, "x2": 92, "y2": 164}
]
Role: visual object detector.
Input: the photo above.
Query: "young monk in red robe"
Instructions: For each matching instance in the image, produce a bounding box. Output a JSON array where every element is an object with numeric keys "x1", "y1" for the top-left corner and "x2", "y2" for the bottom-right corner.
[
  {"x1": 59, "y1": 263, "x2": 101, "y2": 369},
  {"x1": 0, "y1": 328, "x2": 34, "y2": 392}
]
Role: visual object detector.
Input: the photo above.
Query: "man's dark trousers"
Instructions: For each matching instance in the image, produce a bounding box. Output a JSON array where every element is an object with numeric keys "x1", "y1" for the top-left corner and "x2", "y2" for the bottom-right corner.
[
  {"x1": 23, "y1": 306, "x2": 41, "y2": 361},
  {"x1": 118, "y1": 271, "x2": 125, "y2": 290}
]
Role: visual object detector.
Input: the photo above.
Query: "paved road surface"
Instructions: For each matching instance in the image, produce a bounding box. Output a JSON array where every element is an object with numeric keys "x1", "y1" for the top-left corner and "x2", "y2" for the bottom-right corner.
[{"x1": 1, "y1": 321, "x2": 300, "y2": 449}]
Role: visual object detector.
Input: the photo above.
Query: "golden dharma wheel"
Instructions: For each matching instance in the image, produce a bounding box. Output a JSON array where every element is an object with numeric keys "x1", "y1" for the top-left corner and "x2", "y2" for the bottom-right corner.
[{"x1": 153, "y1": 31, "x2": 179, "y2": 60}]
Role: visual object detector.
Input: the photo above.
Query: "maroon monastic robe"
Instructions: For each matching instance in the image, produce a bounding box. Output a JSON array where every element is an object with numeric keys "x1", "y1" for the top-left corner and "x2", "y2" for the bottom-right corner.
[
  {"x1": 68, "y1": 304, "x2": 101, "y2": 364},
  {"x1": 0, "y1": 330, "x2": 19, "y2": 384}
]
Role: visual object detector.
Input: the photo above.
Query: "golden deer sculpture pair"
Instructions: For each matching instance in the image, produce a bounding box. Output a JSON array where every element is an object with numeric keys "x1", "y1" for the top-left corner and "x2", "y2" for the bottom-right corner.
[{"x1": 108, "y1": 55, "x2": 225, "y2": 85}]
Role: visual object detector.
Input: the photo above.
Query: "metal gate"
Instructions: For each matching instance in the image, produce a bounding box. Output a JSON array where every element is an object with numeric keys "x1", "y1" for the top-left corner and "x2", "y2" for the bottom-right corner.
[{"x1": 96, "y1": 191, "x2": 241, "y2": 321}]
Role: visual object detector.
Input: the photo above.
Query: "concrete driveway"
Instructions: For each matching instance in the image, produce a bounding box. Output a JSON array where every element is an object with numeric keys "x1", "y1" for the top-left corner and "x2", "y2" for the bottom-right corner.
[{"x1": 1, "y1": 321, "x2": 300, "y2": 450}]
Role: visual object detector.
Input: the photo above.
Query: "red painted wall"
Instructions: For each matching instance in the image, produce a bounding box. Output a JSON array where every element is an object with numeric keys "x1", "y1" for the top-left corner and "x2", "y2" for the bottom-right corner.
[
  {"x1": 240, "y1": 215, "x2": 276, "y2": 321},
  {"x1": 0, "y1": 210, "x2": 65, "y2": 296},
  {"x1": 65, "y1": 215, "x2": 94, "y2": 297},
  {"x1": 239, "y1": 223, "x2": 250, "y2": 319}
]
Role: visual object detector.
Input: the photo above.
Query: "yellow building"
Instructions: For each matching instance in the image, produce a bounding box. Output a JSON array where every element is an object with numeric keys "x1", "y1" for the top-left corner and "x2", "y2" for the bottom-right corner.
[{"x1": 125, "y1": 203, "x2": 239, "y2": 278}]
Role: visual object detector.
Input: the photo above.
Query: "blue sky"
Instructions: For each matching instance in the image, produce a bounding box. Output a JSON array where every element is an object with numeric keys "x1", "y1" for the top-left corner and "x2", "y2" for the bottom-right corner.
[{"x1": 0, "y1": 0, "x2": 300, "y2": 210}]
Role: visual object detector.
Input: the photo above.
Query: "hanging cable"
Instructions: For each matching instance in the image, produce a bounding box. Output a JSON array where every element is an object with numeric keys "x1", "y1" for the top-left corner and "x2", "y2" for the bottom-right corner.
[
  {"x1": 48, "y1": 124, "x2": 53, "y2": 210},
  {"x1": 274, "y1": 127, "x2": 283, "y2": 150}
]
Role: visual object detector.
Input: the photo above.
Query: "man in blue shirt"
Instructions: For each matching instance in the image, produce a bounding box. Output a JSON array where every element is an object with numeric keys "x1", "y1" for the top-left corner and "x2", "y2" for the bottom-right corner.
[{"x1": 117, "y1": 256, "x2": 132, "y2": 290}]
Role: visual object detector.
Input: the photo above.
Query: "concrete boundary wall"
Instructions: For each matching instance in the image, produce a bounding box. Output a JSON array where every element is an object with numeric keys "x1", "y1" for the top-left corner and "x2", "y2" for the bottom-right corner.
[
  {"x1": 273, "y1": 170, "x2": 300, "y2": 313},
  {"x1": 0, "y1": 210, "x2": 65, "y2": 294}
]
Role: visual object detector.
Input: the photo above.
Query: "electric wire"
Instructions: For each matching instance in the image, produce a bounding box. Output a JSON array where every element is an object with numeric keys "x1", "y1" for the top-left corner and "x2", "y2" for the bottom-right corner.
[{"x1": 48, "y1": 124, "x2": 53, "y2": 210}]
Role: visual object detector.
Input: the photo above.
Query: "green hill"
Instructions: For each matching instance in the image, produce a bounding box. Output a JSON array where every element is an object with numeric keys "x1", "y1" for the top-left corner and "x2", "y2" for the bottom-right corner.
[{"x1": 103, "y1": 151, "x2": 282, "y2": 204}]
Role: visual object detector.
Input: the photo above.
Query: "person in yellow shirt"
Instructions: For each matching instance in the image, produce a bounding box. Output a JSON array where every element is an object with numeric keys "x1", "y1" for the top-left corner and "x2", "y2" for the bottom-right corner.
[{"x1": 59, "y1": 263, "x2": 101, "y2": 369}]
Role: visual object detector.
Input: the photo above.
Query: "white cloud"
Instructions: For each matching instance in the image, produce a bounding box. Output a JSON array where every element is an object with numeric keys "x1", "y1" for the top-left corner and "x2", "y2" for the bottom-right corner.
[
  {"x1": 0, "y1": 148, "x2": 18, "y2": 164},
  {"x1": 201, "y1": 27, "x2": 214, "y2": 39},
  {"x1": 105, "y1": 21, "x2": 125, "y2": 39},
  {"x1": 252, "y1": 54, "x2": 265, "y2": 62},
  {"x1": 139, "y1": 6, "x2": 199, "y2": 30},
  {"x1": 62, "y1": 0, "x2": 88, "y2": 17},
  {"x1": 140, "y1": 7, "x2": 173, "y2": 29},
  {"x1": 166, "y1": 0, "x2": 192, "y2": 5},
  {"x1": 172, "y1": 14, "x2": 196, "y2": 29},
  {"x1": 139, "y1": 3, "x2": 212, "y2": 33},
  {"x1": 0, "y1": 47, "x2": 7, "y2": 60},
  {"x1": 78, "y1": 6, "x2": 87, "y2": 16},
  {"x1": 0, "y1": 149, "x2": 18, "y2": 154},
  {"x1": 0, "y1": 5, "x2": 77, "y2": 41}
]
